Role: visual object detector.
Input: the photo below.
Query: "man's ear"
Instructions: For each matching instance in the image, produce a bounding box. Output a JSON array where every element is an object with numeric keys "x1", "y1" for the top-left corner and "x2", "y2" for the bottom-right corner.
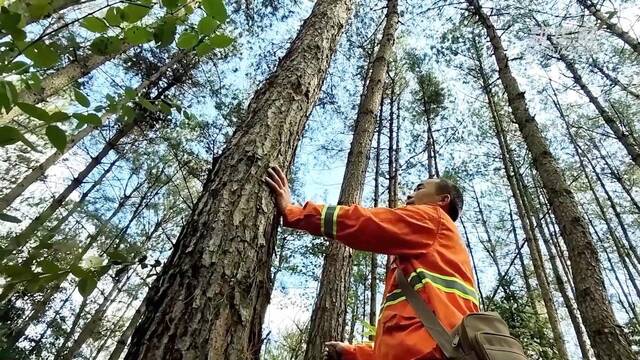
[{"x1": 439, "y1": 194, "x2": 451, "y2": 206}]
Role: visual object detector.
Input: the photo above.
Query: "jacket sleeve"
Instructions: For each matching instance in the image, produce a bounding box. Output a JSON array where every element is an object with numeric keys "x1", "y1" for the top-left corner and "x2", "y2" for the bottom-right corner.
[
  {"x1": 282, "y1": 201, "x2": 440, "y2": 255},
  {"x1": 341, "y1": 343, "x2": 374, "y2": 360}
]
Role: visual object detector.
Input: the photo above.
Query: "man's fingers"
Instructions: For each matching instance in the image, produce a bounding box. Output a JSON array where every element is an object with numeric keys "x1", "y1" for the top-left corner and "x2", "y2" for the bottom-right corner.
[
  {"x1": 267, "y1": 168, "x2": 284, "y2": 189},
  {"x1": 264, "y1": 177, "x2": 280, "y2": 192},
  {"x1": 273, "y1": 165, "x2": 288, "y2": 187}
]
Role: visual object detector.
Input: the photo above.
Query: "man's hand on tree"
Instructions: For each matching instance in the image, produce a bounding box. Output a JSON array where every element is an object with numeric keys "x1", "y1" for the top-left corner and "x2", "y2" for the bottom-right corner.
[
  {"x1": 323, "y1": 342, "x2": 346, "y2": 360},
  {"x1": 264, "y1": 165, "x2": 293, "y2": 213}
]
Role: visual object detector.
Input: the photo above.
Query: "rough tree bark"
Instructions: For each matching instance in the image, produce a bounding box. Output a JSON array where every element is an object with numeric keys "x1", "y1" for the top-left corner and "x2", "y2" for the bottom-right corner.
[
  {"x1": 124, "y1": 0, "x2": 354, "y2": 357},
  {"x1": 468, "y1": 1, "x2": 635, "y2": 358},
  {"x1": 369, "y1": 95, "x2": 384, "y2": 340},
  {"x1": 304, "y1": 0, "x2": 398, "y2": 357}
]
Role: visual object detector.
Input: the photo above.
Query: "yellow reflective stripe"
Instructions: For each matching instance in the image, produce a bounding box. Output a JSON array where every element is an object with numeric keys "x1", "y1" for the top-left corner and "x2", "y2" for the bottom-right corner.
[
  {"x1": 332, "y1": 205, "x2": 341, "y2": 239},
  {"x1": 416, "y1": 268, "x2": 476, "y2": 294},
  {"x1": 320, "y1": 205, "x2": 328, "y2": 236},
  {"x1": 413, "y1": 277, "x2": 479, "y2": 306}
]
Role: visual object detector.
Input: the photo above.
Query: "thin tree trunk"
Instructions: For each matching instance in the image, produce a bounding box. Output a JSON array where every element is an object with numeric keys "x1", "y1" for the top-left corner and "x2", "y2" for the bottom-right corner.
[
  {"x1": 528, "y1": 178, "x2": 593, "y2": 360},
  {"x1": 590, "y1": 143, "x2": 640, "y2": 214},
  {"x1": 0, "y1": 45, "x2": 135, "y2": 125},
  {"x1": 347, "y1": 285, "x2": 359, "y2": 344},
  {"x1": 304, "y1": 1, "x2": 397, "y2": 357},
  {"x1": 108, "y1": 299, "x2": 146, "y2": 360},
  {"x1": 468, "y1": 1, "x2": 635, "y2": 357},
  {"x1": 460, "y1": 217, "x2": 484, "y2": 309},
  {"x1": 60, "y1": 272, "x2": 135, "y2": 359},
  {"x1": 53, "y1": 295, "x2": 90, "y2": 358},
  {"x1": 91, "y1": 294, "x2": 138, "y2": 360},
  {"x1": 590, "y1": 61, "x2": 640, "y2": 100},
  {"x1": 0, "y1": 51, "x2": 186, "y2": 213},
  {"x1": 368, "y1": 97, "x2": 384, "y2": 340},
  {"x1": 577, "y1": 0, "x2": 640, "y2": 56},
  {"x1": 484, "y1": 68, "x2": 569, "y2": 358},
  {"x1": 508, "y1": 204, "x2": 537, "y2": 311},
  {"x1": 124, "y1": 0, "x2": 354, "y2": 357},
  {"x1": 547, "y1": 35, "x2": 640, "y2": 167}
]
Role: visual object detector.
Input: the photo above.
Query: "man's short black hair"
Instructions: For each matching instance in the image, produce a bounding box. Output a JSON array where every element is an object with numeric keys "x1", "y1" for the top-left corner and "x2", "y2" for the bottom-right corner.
[{"x1": 435, "y1": 178, "x2": 463, "y2": 221}]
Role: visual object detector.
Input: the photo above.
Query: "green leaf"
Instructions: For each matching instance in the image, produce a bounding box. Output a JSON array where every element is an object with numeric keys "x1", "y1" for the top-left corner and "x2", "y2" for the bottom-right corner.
[
  {"x1": 70, "y1": 264, "x2": 89, "y2": 279},
  {"x1": 105, "y1": 7, "x2": 123, "y2": 27},
  {"x1": 121, "y1": 3, "x2": 151, "y2": 23},
  {"x1": 78, "y1": 276, "x2": 97, "y2": 297},
  {"x1": 124, "y1": 25, "x2": 153, "y2": 45},
  {"x1": 107, "y1": 250, "x2": 129, "y2": 263},
  {"x1": 80, "y1": 16, "x2": 109, "y2": 33},
  {"x1": 17, "y1": 102, "x2": 49, "y2": 122},
  {"x1": 0, "y1": 7, "x2": 21, "y2": 32},
  {"x1": 195, "y1": 41, "x2": 214, "y2": 57},
  {"x1": 23, "y1": 42, "x2": 59, "y2": 68},
  {"x1": 9, "y1": 28, "x2": 26, "y2": 42},
  {"x1": 202, "y1": 0, "x2": 227, "y2": 22},
  {"x1": 159, "y1": 101, "x2": 172, "y2": 114},
  {"x1": 0, "y1": 212, "x2": 21, "y2": 223},
  {"x1": 26, "y1": 0, "x2": 51, "y2": 20},
  {"x1": 45, "y1": 125, "x2": 66, "y2": 152},
  {"x1": 197, "y1": 16, "x2": 218, "y2": 35},
  {"x1": 153, "y1": 17, "x2": 177, "y2": 47},
  {"x1": 176, "y1": 31, "x2": 198, "y2": 49},
  {"x1": 89, "y1": 36, "x2": 123, "y2": 56},
  {"x1": 38, "y1": 260, "x2": 60, "y2": 274},
  {"x1": 161, "y1": 0, "x2": 182, "y2": 10},
  {"x1": 0, "y1": 264, "x2": 34, "y2": 281},
  {"x1": 49, "y1": 111, "x2": 70, "y2": 123},
  {"x1": 0, "y1": 125, "x2": 36, "y2": 150},
  {"x1": 139, "y1": 99, "x2": 158, "y2": 111},
  {"x1": 73, "y1": 88, "x2": 90, "y2": 107},
  {"x1": 8, "y1": 61, "x2": 30, "y2": 75},
  {"x1": 73, "y1": 113, "x2": 102, "y2": 126},
  {"x1": 209, "y1": 34, "x2": 233, "y2": 48},
  {"x1": 124, "y1": 87, "x2": 137, "y2": 101},
  {"x1": 4, "y1": 81, "x2": 17, "y2": 106}
]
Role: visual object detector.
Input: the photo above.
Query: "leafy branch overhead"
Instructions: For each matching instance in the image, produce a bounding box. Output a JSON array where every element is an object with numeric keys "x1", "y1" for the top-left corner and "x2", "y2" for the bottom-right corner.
[{"x1": 0, "y1": 0, "x2": 232, "y2": 152}]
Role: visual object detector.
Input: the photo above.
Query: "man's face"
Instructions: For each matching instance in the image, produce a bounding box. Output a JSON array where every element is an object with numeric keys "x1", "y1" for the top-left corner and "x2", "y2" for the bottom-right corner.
[{"x1": 405, "y1": 179, "x2": 451, "y2": 208}]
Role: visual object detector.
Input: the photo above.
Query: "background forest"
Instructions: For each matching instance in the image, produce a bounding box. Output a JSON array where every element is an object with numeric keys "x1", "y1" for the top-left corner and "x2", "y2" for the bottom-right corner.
[{"x1": 0, "y1": 0, "x2": 639, "y2": 359}]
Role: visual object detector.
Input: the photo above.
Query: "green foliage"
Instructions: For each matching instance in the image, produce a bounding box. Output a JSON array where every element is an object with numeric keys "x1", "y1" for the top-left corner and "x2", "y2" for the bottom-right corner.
[
  {"x1": 45, "y1": 125, "x2": 66, "y2": 152},
  {"x1": 23, "y1": 41, "x2": 59, "y2": 68},
  {"x1": 73, "y1": 88, "x2": 91, "y2": 108},
  {"x1": 125, "y1": 26, "x2": 154, "y2": 45},
  {"x1": 80, "y1": 16, "x2": 109, "y2": 33}
]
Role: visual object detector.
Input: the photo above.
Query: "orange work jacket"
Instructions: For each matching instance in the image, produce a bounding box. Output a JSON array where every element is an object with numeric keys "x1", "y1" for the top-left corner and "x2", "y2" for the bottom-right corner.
[{"x1": 283, "y1": 202, "x2": 479, "y2": 360}]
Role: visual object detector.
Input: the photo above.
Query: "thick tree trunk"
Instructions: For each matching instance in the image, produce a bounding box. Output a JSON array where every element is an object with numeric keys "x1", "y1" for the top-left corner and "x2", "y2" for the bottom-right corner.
[
  {"x1": 547, "y1": 36, "x2": 640, "y2": 167},
  {"x1": 577, "y1": 0, "x2": 640, "y2": 56},
  {"x1": 304, "y1": 1, "x2": 397, "y2": 357},
  {"x1": 468, "y1": 1, "x2": 635, "y2": 358},
  {"x1": 0, "y1": 51, "x2": 186, "y2": 213},
  {"x1": 6, "y1": 0, "x2": 86, "y2": 30},
  {"x1": 124, "y1": 0, "x2": 353, "y2": 357}
]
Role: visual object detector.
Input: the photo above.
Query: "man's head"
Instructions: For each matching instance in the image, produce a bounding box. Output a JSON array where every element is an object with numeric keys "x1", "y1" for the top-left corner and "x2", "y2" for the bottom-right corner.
[{"x1": 406, "y1": 178, "x2": 464, "y2": 221}]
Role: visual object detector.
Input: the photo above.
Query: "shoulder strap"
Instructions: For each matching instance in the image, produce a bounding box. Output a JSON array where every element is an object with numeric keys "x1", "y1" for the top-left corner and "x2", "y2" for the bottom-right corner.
[{"x1": 395, "y1": 269, "x2": 461, "y2": 359}]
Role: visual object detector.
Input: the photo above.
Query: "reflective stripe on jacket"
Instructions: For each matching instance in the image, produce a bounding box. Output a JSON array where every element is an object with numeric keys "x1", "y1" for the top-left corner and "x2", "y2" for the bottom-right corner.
[{"x1": 283, "y1": 202, "x2": 479, "y2": 360}]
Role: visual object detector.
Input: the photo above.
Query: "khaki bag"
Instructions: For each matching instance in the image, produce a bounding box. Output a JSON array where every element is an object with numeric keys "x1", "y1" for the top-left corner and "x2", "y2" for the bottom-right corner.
[{"x1": 396, "y1": 270, "x2": 527, "y2": 360}]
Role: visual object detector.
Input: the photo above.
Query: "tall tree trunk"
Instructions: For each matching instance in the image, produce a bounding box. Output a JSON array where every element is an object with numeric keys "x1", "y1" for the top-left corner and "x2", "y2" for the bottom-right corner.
[
  {"x1": 91, "y1": 293, "x2": 138, "y2": 360},
  {"x1": 481, "y1": 54, "x2": 569, "y2": 357},
  {"x1": 347, "y1": 284, "x2": 359, "y2": 344},
  {"x1": 304, "y1": 1, "x2": 397, "y2": 357},
  {"x1": 547, "y1": 35, "x2": 640, "y2": 167},
  {"x1": 53, "y1": 295, "x2": 90, "y2": 358},
  {"x1": 368, "y1": 97, "x2": 384, "y2": 340},
  {"x1": 60, "y1": 272, "x2": 135, "y2": 359},
  {"x1": 577, "y1": 0, "x2": 640, "y2": 56},
  {"x1": 0, "y1": 179, "x2": 142, "y2": 348},
  {"x1": 508, "y1": 204, "x2": 537, "y2": 311},
  {"x1": 108, "y1": 299, "x2": 146, "y2": 360},
  {"x1": 590, "y1": 61, "x2": 640, "y2": 100},
  {"x1": 468, "y1": 1, "x2": 635, "y2": 358},
  {"x1": 460, "y1": 217, "x2": 484, "y2": 309},
  {"x1": 0, "y1": 51, "x2": 186, "y2": 213},
  {"x1": 124, "y1": 0, "x2": 353, "y2": 357},
  {"x1": 5, "y1": 0, "x2": 86, "y2": 30},
  {"x1": 7, "y1": 121, "x2": 137, "y2": 253},
  {"x1": 528, "y1": 176, "x2": 593, "y2": 359},
  {"x1": 590, "y1": 143, "x2": 640, "y2": 214},
  {"x1": 0, "y1": 45, "x2": 135, "y2": 125}
]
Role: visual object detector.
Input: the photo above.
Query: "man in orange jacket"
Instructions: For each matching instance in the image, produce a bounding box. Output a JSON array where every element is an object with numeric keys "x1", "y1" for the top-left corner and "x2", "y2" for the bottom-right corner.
[{"x1": 265, "y1": 165, "x2": 479, "y2": 360}]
